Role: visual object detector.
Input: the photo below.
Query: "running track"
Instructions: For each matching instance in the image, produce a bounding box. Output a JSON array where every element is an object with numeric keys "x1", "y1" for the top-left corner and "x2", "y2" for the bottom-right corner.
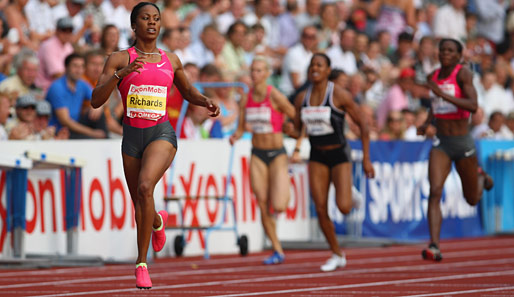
[{"x1": 1, "y1": 235, "x2": 514, "y2": 297}]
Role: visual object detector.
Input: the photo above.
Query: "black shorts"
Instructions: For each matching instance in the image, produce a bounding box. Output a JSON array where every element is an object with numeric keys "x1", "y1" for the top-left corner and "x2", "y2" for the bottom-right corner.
[
  {"x1": 251, "y1": 147, "x2": 287, "y2": 165},
  {"x1": 122, "y1": 121, "x2": 177, "y2": 159},
  {"x1": 309, "y1": 143, "x2": 351, "y2": 168},
  {"x1": 432, "y1": 133, "x2": 476, "y2": 161}
]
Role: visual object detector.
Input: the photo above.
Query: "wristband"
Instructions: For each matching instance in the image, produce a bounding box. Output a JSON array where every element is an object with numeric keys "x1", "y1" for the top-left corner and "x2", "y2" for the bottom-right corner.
[
  {"x1": 428, "y1": 90, "x2": 435, "y2": 98},
  {"x1": 114, "y1": 71, "x2": 121, "y2": 80},
  {"x1": 294, "y1": 148, "x2": 300, "y2": 153}
]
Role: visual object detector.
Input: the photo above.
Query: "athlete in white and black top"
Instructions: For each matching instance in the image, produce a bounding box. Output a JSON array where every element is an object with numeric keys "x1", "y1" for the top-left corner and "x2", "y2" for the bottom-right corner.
[{"x1": 291, "y1": 53, "x2": 375, "y2": 272}]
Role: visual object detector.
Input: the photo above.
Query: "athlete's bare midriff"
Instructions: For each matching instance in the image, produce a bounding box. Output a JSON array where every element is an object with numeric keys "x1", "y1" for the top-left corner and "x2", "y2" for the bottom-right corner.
[
  {"x1": 251, "y1": 133, "x2": 284, "y2": 150},
  {"x1": 435, "y1": 118, "x2": 469, "y2": 136}
]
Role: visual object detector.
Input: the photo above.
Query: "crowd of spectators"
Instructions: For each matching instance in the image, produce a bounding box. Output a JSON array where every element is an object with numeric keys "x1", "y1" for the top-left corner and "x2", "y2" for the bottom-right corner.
[{"x1": 1, "y1": 0, "x2": 514, "y2": 141}]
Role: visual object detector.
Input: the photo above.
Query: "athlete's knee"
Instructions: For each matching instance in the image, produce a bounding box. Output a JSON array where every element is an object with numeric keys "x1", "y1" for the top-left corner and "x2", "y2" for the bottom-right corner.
[
  {"x1": 137, "y1": 180, "x2": 154, "y2": 200},
  {"x1": 337, "y1": 201, "x2": 352, "y2": 215},
  {"x1": 315, "y1": 204, "x2": 329, "y2": 219},
  {"x1": 429, "y1": 188, "x2": 444, "y2": 202}
]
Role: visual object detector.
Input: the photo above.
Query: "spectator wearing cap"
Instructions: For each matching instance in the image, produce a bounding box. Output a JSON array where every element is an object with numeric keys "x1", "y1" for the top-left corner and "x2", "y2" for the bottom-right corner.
[
  {"x1": 35, "y1": 17, "x2": 75, "y2": 91},
  {"x1": 0, "y1": 49, "x2": 40, "y2": 104},
  {"x1": 34, "y1": 100, "x2": 69, "y2": 140},
  {"x1": 376, "y1": 67, "x2": 417, "y2": 130},
  {"x1": 0, "y1": 93, "x2": 9, "y2": 140},
  {"x1": 6, "y1": 94, "x2": 37, "y2": 140},
  {"x1": 45, "y1": 53, "x2": 107, "y2": 139}
]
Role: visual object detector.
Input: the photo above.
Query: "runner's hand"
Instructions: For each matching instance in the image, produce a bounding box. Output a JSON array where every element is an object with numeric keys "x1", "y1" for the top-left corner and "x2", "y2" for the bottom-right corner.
[
  {"x1": 205, "y1": 98, "x2": 220, "y2": 117},
  {"x1": 117, "y1": 56, "x2": 147, "y2": 77},
  {"x1": 363, "y1": 159, "x2": 375, "y2": 178}
]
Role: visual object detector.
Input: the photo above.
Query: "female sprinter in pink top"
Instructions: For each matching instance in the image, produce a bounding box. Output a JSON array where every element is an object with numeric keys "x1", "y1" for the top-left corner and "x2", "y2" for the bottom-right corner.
[
  {"x1": 418, "y1": 38, "x2": 493, "y2": 261},
  {"x1": 230, "y1": 56, "x2": 295, "y2": 265},
  {"x1": 91, "y1": 2, "x2": 219, "y2": 289}
]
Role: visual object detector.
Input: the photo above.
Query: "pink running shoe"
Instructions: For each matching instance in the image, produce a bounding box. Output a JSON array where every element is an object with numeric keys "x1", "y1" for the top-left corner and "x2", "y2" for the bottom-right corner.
[
  {"x1": 152, "y1": 210, "x2": 168, "y2": 252},
  {"x1": 135, "y1": 265, "x2": 152, "y2": 289}
]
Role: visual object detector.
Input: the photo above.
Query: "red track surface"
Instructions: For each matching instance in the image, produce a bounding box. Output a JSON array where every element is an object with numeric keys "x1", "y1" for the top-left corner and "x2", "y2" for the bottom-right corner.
[{"x1": 1, "y1": 235, "x2": 514, "y2": 297}]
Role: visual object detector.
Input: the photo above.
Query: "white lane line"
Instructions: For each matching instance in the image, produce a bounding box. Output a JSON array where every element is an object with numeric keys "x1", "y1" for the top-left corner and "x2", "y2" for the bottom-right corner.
[
  {"x1": 5, "y1": 245, "x2": 514, "y2": 290},
  {"x1": 7, "y1": 248, "x2": 514, "y2": 289},
  {"x1": 24, "y1": 258, "x2": 514, "y2": 296},
  {"x1": 400, "y1": 285, "x2": 514, "y2": 297},
  {"x1": 205, "y1": 270, "x2": 514, "y2": 297},
  {"x1": 2, "y1": 236, "x2": 513, "y2": 278}
]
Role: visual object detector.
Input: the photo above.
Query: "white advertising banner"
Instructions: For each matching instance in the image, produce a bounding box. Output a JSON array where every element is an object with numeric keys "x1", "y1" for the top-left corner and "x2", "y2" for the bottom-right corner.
[{"x1": 0, "y1": 139, "x2": 311, "y2": 261}]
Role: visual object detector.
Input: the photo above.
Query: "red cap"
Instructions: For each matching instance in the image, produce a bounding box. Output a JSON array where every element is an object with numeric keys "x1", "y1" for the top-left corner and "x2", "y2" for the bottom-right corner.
[{"x1": 399, "y1": 68, "x2": 416, "y2": 79}]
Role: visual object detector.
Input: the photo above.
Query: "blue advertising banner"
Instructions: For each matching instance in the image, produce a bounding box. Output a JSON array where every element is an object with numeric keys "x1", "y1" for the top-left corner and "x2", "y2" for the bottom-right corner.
[{"x1": 332, "y1": 141, "x2": 484, "y2": 241}]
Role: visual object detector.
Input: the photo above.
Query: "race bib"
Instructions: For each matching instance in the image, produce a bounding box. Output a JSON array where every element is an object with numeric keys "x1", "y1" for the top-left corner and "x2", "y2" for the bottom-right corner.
[
  {"x1": 246, "y1": 106, "x2": 272, "y2": 134},
  {"x1": 432, "y1": 83, "x2": 458, "y2": 115},
  {"x1": 301, "y1": 106, "x2": 334, "y2": 136},
  {"x1": 126, "y1": 84, "x2": 167, "y2": 120}
]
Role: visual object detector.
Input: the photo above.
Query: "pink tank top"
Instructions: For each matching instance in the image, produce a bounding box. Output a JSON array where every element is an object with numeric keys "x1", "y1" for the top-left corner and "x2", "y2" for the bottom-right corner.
[
  {"x1": 431, "y1": 64, "x2": 470, "y2": 120},
  {"x1": 119, "y1": 47, "x2": 174, "y2": 128},
  {"x1": 245, "y1": 85, "x2": 284, "y2": 134}
]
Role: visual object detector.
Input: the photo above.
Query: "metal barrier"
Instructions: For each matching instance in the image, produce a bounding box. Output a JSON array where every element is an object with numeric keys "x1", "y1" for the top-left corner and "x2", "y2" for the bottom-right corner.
[{"x1": 164, "y1": 81, "x2": 249, "y2": 259}]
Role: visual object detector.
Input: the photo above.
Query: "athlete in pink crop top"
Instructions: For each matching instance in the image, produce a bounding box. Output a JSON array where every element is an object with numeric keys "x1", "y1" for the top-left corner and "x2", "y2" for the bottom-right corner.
[
  {"x1": 245, "y1": 85, "x2": 284, "y2": 134},
  {"x1": 91, "y1": 2, "x2": 219, "y2": 290},
  {"x1": 119, "y1": 47, "x2": 174, "y2": 128},
  {"x1": 417, "y1": 38, "x2": 493, "y2": 263},
  {"x1": 230, "y1": 56, "x2": 295, "y2": 266},
  {"x1": 431, "y1": 64, "x2": 470, "y2": 120}
]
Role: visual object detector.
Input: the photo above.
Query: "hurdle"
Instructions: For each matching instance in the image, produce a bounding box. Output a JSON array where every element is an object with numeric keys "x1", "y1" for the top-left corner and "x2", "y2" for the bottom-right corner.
[
  {"x1": 24, "y1": 150, "x2": 86, "y2": 255},
  {"x1": 0, "y1": 154, "x2": 32, "y2": 259}
]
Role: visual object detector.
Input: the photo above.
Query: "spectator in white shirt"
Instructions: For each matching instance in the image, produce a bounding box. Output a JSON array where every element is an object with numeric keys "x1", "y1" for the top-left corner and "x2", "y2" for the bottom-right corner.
[
  {"x1": 478, "y1": 71, "x2": 514, "y2": 119},
  {"x1": 188, "y1": 24, "x2": 220, "y2": 68},
  {"x1": 217, "y1": 0, "x2": 247, "y2": 34},
  {"x1": 475, "y1": 0, "x2": 505, "y2": 45},
  {"x1": 24, "y1": 0, "x2": 55, "y2": 39},
  {"x1": 433, "y1": 0, "x2": 467, "y2": 42},
  {"x1": 101, "y1": 0, "x2": 131, "y2": 49},
  {"x1": 326, "y1": 28, "x2": 358, "y2": 75},
  {"x1": 484, "y1": 111, "x2": 513, "y2": 140},
  {"x1": 279, "y1": 25, "x2": 318, "y2": 97},
  {"x1": 295, "y1": 0, "x2": 321, "y2": 30}
]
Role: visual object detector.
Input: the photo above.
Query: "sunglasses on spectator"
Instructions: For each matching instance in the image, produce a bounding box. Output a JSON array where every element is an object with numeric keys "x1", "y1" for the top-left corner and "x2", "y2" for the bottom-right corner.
[
  {"x1": 388, "y1": 117, "x2": 403, "y2": 122},
  {"x1": 59, "y1": 28, "x2": 73, "y2": 33},
  {"x1": 21, "y1": 105, "x2": 36, "y2": 110}
]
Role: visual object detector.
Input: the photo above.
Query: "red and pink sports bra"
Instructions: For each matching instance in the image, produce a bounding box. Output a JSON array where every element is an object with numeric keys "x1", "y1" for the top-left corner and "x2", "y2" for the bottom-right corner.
[
  {"x1": 119, "y1": 47, "x2": 174, "y2": 128},
  {"x1": 245, "y1": 85, "x2": 284, "y2": 134},
  {"x1": 431, "y1": 64, "x2": 470, "y2": 120}
]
